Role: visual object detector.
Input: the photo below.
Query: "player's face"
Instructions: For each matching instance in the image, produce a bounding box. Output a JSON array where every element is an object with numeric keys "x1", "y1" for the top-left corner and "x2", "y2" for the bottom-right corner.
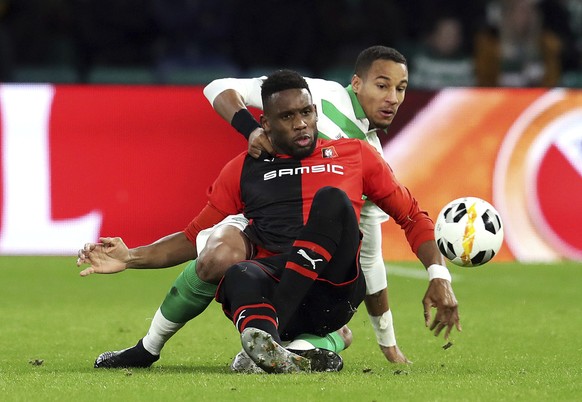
[
  {"x1": 261, "y1": 88, "x2": 318, "y2": 159},
  {"x1": 351, "y1": 59, "x2": 408, "y2": 130}
]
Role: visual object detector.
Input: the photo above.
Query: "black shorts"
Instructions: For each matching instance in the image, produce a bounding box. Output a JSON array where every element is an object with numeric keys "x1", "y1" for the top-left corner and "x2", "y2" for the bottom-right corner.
[{"x1": 250, "y1": 252, "x2": 366, "y2": 340}]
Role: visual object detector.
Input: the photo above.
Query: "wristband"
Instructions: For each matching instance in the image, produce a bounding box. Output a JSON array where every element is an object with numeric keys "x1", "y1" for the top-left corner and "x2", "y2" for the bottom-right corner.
[
  {"x1": 427, "y1": 264, "x2": 452, "y2": 282},
  {"x1": 369, "y1": 310, "x2": 397, "y2": 347},
  {"x1": 231, "y1": 109, "x2": 261, "y2": 139}
]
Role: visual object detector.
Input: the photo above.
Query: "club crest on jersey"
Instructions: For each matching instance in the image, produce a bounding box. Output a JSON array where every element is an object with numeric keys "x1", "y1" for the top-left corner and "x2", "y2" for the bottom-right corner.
[{"x1": 322, "y1": 146, "x2": 338, "y2": 159}]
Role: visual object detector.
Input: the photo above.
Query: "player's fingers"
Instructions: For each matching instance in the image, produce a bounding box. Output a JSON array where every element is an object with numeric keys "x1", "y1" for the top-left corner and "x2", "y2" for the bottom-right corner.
[
  {"x1": 99, "y1": 237, "x2": 114, "y2": 244},
  {"x1": 423, "y1": 303, "x2": 431, "y2": 327},
  {"x1": 434, "y1": 321, "x2": 447, "y2": 337},
  {"x1": 79, "y1": 267, "x2": 94, "y2": 277},
  {"x1": 443, "y1": 323, "x2": 454, "y2": 340},
  {"x1": 249, "y1": 147, "x2": 261, "y2": 159},
  {"x1": 261, "y1": 139, "x2": 275, "y2": 156}
]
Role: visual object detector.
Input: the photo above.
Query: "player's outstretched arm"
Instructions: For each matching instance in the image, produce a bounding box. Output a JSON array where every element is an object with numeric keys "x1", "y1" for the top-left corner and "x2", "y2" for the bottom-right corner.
[
  {"x1": 416, "y1": 240, "x2": 462, "y2": 340},
  {"x1": 76, "y1": 232, "x2": 197, "y2": 277}
]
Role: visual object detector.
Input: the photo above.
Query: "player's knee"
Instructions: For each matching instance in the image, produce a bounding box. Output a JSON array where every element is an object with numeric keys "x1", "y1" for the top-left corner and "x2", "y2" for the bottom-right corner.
[
  {"x1": 221, "y1": 261, "x2": 256, "y2": 290},
  {"x1": 314, "y1": 187, "x2": 351, "y2": 216},
  {"x1": 315, "y1": 186, "x2": 348, "y2": 204},
  {"x1": 197, "y1": 243, "x2": 246, "y2": 283}
]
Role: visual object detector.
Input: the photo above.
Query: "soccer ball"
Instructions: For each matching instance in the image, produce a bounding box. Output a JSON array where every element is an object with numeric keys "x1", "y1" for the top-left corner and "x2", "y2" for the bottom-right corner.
[{"x1": 434, "y1": 197, "x2": 504, "y2": 267}]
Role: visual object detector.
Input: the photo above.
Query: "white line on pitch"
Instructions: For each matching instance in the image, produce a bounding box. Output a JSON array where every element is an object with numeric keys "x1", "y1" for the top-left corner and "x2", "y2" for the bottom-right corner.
[{"x1": 386, "y1": 264, "x2": 462, "y2": 282}]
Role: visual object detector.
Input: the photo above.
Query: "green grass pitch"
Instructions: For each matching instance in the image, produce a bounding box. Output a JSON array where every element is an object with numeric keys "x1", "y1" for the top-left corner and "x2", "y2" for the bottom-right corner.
[{"x1": 1, "y1": 256, "x2": 581, "y2": 401}]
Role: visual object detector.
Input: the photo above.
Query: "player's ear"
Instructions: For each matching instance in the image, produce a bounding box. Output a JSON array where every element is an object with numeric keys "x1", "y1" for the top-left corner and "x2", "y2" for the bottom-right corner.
[
  {"x1": 260, "y1": 114, "x2": 270, "y2": 131},
  {"x1": 313, "y1": 104, "x2": 318, "y2": 121},
  {"x1": 351, "y1": 74, "x2": 361, "y2": 93}
]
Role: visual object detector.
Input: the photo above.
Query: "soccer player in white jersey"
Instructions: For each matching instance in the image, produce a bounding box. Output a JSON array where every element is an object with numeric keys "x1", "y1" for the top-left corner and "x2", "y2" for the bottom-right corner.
[{"x1": 82, "y1": 46, "x2": 447, "y2": 371}]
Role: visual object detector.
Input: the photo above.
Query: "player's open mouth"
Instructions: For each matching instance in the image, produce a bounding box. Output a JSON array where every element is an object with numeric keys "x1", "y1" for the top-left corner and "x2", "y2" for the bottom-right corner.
[
  {"x1": 379, "y1": 109, "x2": 394, "y2": 118},
  {"x1": 295, "y1": 134, "x2": 312, "y2": 147}
]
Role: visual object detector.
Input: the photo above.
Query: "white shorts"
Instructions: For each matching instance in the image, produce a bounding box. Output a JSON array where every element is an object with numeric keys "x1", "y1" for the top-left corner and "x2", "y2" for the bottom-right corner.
[
  {"x1": 195, "y1": 214, "x2": 249, "y2": 254},
  {"x1": 197, "y1": 212, "x2": 388, "y2": 294}
]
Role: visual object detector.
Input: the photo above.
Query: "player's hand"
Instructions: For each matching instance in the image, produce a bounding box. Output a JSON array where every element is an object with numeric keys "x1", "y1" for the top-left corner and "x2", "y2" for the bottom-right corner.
[
  {"x1": 380, "y1": 345, "x2": 412, "y2": 364},
  {"x1": 76, "y1": 237, "x2": 130, "y2": 277},
  {"x1": 422, "y1": 278, "x2": 461, "y2": 340},
  {"x1": 248, "y1": 128, "x2": 274, "y2": 159}
]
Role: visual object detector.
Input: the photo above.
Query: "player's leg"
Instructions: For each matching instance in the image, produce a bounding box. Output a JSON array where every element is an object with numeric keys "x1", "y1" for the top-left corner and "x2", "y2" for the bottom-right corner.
[
  {"x1": 94, "y1": 220, "x2": 250, "y2": 368},
  {"x1": 219, "y1": 256, "x2": 346, "y2": 373},
  {"x1": 274, "y1": 186, "x2": 365, "y2": 336},
  {"x1": 217, "y1": 259, "x2": 312, "y2": 373},
  {"x1": 268, "y1": 186, "x2": 370, "y2": 371},
  {"x1": 93, "y1": 213, "x2": 343, "y2": 370},
  {"x1": 234, "y1": 186, "x2": 362, "y2": 372},
  {"x1": 359, "y1": 220, "x2": 410, "y2": 364}
]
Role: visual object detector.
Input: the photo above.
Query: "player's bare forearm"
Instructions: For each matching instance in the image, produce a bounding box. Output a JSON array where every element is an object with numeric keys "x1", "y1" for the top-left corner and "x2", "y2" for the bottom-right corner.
[
  {"x1": 212, "y1": 89, "x2": 247, "y2": 123},
  {"x1": 77, "y1": 231, "x2": 197, "y2": 277},
  {"x1": 364, "y1": 288, "x2": 389, "y2": 316},
  {"x1": 416, "y1": 240, "x2": 447, "y2": 269},
  {"x1": 128, "y1": 232, "x2": 197, "y2": 269}
]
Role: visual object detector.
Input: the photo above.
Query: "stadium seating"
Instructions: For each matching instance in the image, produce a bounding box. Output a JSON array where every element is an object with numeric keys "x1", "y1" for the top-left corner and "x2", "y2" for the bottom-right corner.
[
  {"x1": 87, "y1": 66, "x2": 156, "y2": 84},
  {"x1": 12, "y1": 65, "x2": 79, "y2": 84}
]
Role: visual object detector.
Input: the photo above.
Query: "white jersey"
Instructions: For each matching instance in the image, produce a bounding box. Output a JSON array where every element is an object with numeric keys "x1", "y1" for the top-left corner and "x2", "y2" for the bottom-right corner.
[{"x1": 204, "y1": 77, "x2": 389, "y2": 225}]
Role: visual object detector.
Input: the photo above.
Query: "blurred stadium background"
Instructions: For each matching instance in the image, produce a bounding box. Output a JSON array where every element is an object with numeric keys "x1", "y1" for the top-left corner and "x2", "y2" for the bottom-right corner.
[
  {"x1": 0, "y1": 0, "x2": 581, "y2": 86},
  {"x1": 0, "y1": 0, "x2": 581, "y2": 263}
]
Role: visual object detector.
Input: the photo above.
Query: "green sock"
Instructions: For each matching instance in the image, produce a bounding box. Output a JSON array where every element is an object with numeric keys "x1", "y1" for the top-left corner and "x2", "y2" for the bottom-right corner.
[
  {"x1": 159, "y1": 259, "x2": 217, "y2": 323},
  {"x1": 294, "y1": 331, "x2": 346, "y2": 353}
]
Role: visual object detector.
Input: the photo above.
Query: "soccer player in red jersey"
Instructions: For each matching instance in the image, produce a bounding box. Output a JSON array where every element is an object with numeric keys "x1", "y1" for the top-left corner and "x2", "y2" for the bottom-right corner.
[{"x1": 78, "y1": 70, "x2": 460, "y2": 373}]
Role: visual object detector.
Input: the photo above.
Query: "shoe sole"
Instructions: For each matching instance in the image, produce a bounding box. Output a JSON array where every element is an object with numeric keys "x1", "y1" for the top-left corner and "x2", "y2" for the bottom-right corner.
[
  {"x1": 241, "y1": 328, "x2": 311, "y2": 374},
  {"x1": 230, "y1": 350, "x2": 265, "y2": 374},
  {"x1": 290, "y1": 348, "x2": 343, "y2": 372}
]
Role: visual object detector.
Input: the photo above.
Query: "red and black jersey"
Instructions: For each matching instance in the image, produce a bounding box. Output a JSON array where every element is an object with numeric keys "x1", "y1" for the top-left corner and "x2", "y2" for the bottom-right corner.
[{"x1": 186, "y1": 138, "x2": 434, "y2": 256}]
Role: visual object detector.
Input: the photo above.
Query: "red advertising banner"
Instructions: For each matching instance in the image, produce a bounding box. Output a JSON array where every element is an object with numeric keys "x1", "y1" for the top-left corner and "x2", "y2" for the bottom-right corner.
[
  {"x1": 0, "y1": 85, "x2": 580, "y2": 262},
  {"x1": 0, "y1": 85, "x2": 246, "y2": 253}
]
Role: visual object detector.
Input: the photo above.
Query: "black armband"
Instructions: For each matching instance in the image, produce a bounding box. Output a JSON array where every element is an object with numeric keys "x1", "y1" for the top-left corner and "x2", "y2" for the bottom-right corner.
[{"x1": 231, "y1": 109, "x2": 261, "y2": 139}]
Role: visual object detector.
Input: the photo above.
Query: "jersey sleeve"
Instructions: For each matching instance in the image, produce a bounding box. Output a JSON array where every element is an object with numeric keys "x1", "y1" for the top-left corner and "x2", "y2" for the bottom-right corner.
[
  {"x1": 182, "y1": 153, "x2": 246, "y2": 245},
  {"x1": 360, "y1": 142, "x2": 435, "y2": 254},
  {"x1": 203, "y1": 77, "x2": 265, "y2": 109},
  {"x1": 183, "y1": 203, "x2": 229, "y2": 245},
  {"x1": 206, "y1": 153, "x2": 246, "y2": 215}
]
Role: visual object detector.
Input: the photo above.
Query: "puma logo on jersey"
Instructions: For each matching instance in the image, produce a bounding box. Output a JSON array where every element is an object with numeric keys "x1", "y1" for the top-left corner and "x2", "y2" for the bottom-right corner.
[
  {"x1": 235, "y1": 309, "x2": 247, "y2": 329},
  {"x1": 264, "y1": 164, "x2": 344, "y2": 181},
  {"x1": 297, "y1": 249, "x2": 323, "y2": 270}
]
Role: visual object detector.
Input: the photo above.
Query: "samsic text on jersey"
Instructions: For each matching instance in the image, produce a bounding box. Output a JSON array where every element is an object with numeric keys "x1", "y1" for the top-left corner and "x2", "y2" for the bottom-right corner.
[{"x1": 205, "y1": 138, "x2": 400, "y2": 254}]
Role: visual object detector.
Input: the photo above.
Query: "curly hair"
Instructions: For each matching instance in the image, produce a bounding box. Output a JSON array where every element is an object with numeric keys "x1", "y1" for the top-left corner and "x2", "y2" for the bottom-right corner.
[{"x1": 261, "y1": 69, "x2": 311, "y2": 107}]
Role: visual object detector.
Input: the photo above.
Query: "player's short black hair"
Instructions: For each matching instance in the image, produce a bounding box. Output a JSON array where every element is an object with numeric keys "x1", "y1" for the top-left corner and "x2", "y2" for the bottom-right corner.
[
  {"x1": 261, "y1": 69, "x2": 311, "y2": 107},
  {"x1": 354, "y1": 46, "x2": 407, "y2": 77}
]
